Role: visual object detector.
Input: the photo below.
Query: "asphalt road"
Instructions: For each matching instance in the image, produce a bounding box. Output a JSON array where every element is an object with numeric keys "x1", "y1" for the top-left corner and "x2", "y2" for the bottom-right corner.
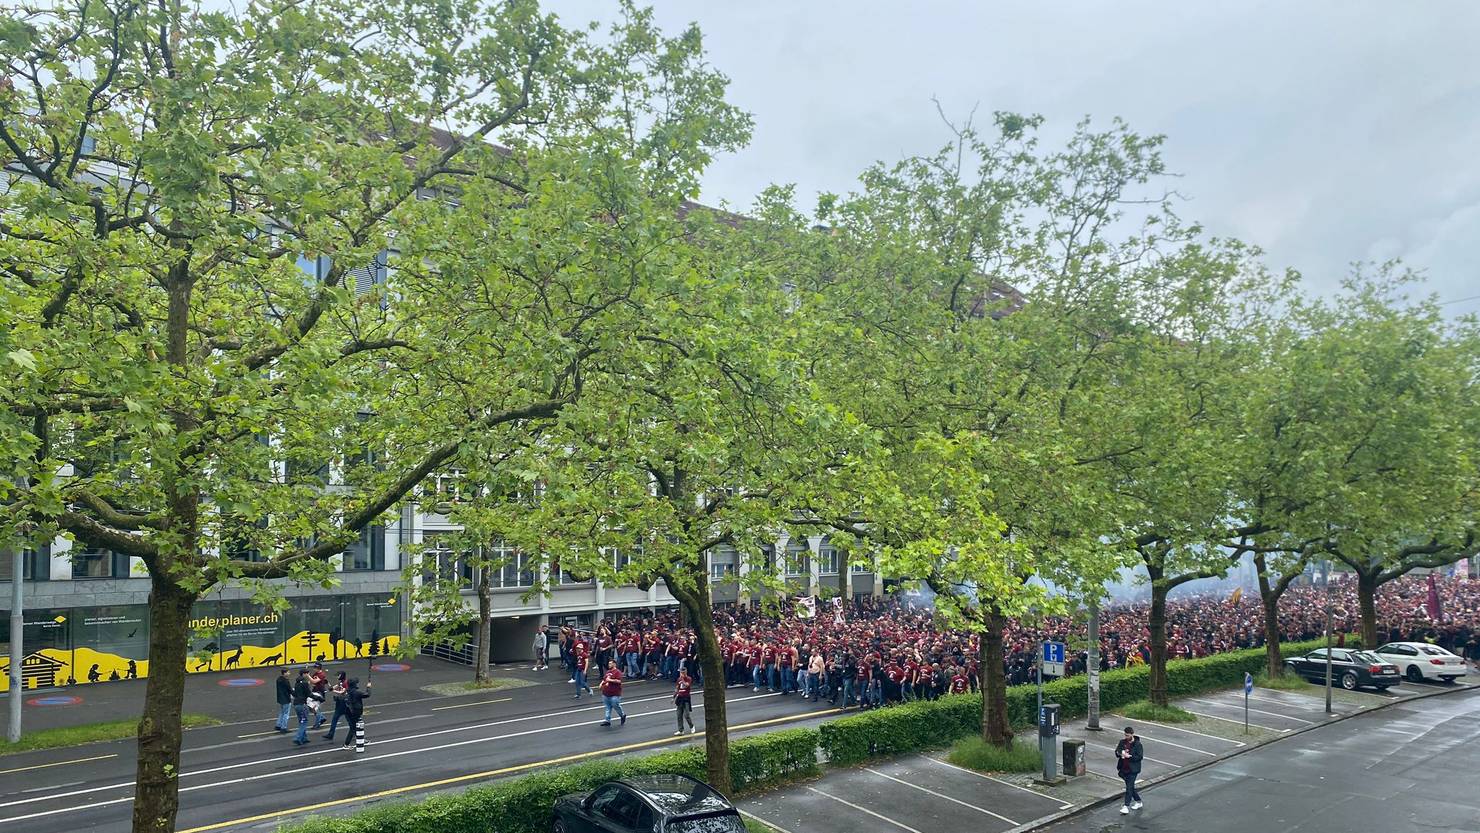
[
  {"x1": 0, "y1": 675, "x2": 835, "y2": 833},
  {"x1": 1040, "y1": 685, "x2": 1480, "y2": 833}
]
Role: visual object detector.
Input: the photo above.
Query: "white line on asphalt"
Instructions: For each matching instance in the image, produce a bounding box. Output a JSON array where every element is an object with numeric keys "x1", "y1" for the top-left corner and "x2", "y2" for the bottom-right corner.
[
  {"x1": 1133, "y1": 734, "x2": 1217, "y2": 756},
  {"x1": 805, "y1": 788, "x2": 925, "y2": 833},
  {"x1": 1245, "y1": 693, "x2": 1329, "y2": 711},
  {"x1": 1126, "y1": 719, "x2": 1245, "y2": 747},
  {"x1": 1186, "y1": 699, "x2": 1315, "y2": 724},
  {"x1": 1075, "y1": 738, "x2": 1177, "y2": 767},
  {"x1": 864, "y1": 767, "x2": 1018, "y2": 825},
  {"x1": 740, "y1": 809, "x2": 798, "y2": 833},
  {"x1": 920, "y1": 756, "x2": 1074, "y2": 809},
  {"x1": 0, "y1": 693, "x2": 785, "y2": 817},
  {"x1": 1185, "y1": 710, "x2": 1290, "y2": 732},
  {"x1": 431, "y1": 697, "x2": 512, "y2": 711}
]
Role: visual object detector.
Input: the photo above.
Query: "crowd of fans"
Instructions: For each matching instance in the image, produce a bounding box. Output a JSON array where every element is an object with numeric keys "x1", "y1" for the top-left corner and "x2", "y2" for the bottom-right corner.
[{"x1": 547, "y1": 572, "x2": 1480, "y2": 710}]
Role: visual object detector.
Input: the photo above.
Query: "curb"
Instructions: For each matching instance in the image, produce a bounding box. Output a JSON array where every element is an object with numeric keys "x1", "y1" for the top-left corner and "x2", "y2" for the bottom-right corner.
[{"x1": 1002, "y1": 682, "x2": 1475, "y2": 833}]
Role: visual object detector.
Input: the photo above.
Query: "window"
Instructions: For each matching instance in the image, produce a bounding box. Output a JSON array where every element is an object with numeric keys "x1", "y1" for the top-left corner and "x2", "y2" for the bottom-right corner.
[
  {"x1": 709, "y1": 562, "x2": 735, "y2": 581},
  {"x1": 343, "y1": 526, "x2": 385, "y2": 572},
  {"x1": 72, "y1": 547, "x2": 129, "y2": 579},
  {"x1": 851, "y1": 562, "x2": 872, "y2": 574},
  {"x1": 423, "y1": 470, "x2": 465, "y2": 507},
  {"x1": 708, "y1": 546, "x2": 737, "y2": 582},
  {"x1": 491, "y1": 541, "x2": 534, "y2": 588},
  {"x1": 816, "y1": 542, "x2": 839, "y2": 575},
  {"x1": 784, "y1": 541, "x2": 808, "y2": 577},
  {"x1": 612, "y1": 544, "x2": 643, "y2": 572},
  {"x1": 421, "y1": 538, "x2": 466, "y2": 585},
  {"x1": 597, "y1": 789, "x2": 642, "y2": 828},
  {"x1": 222, "y1": 516, "x2": 269, "y2": 563},
  {"x1": 0, "y1": 545, "x2": 48, "y2": 581}
]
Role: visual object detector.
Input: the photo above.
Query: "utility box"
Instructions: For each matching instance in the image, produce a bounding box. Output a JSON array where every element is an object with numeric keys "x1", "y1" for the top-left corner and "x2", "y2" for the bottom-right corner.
[{"x1": 1062, "y1": 739, "x2": 1085, "y2": 776}]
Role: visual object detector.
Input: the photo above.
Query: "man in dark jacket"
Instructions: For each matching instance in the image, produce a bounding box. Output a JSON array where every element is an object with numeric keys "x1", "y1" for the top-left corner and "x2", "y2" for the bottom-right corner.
[
  {"x1": 342, "y1": 677, "x2": 371, "y2": 748},
  {"x1": 291, "y1": 668, "x2": 312, "y2": 746},
  {"x1": 1116, "y1": 725, "x2": 1144, "y2": 813},
  {"x1": 274, "y1": 669, "x2": 293, "y2": 732}
]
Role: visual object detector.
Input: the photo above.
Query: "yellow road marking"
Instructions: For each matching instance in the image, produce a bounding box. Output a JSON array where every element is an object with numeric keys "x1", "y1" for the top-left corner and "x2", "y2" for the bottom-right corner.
[
  {"x1": 0, "y1": 753, "x2": 117, "y2": 775},
  {"x1": 177, "y1": 708, "x2": 841, "y2": 833},
  {"x1": 430, "y1": 697, "x2": 512, "y2": 711}
]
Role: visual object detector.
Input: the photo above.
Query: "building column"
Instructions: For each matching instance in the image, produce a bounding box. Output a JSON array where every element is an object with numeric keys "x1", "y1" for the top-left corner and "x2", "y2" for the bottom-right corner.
[
  {"x1": 872, "y1": 550, "x2": 883, "y2": 599},
  {"x1": 806, "y1": 535, "x2": 823, "y2": 596},
  {"x1": 736, "y1": 556, "x2": 751, "y2": 610}
]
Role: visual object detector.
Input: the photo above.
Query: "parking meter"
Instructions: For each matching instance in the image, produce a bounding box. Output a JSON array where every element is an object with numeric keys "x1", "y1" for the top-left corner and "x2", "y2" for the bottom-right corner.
[{"x1": 1038, "y1": 703, "x2": 1061, "y2": 737}]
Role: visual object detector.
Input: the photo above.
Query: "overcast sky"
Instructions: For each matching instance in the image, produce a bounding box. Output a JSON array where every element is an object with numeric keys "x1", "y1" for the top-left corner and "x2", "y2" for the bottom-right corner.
[{"x1": 552, "y1": 1, "x2": 1480, "y2": 312}]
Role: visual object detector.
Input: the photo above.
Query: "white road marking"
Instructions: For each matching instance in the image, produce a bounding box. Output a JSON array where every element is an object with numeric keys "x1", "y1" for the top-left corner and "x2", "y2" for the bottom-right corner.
[
  {"x1": 0, "y1": 692, "x2": 783, "y2": 818},
  {"x1": 431, "y1": 697, "x2": 512, "y2": 711},
  {"x1": 740, "y1": 809, "x2": 798, "y2": 833},
  {"x1": 1185, "y1": 710, "x2": 1291, "y2": 732},
  {"x1": 864, "y1": 767, "x2": 1018, "y2": 825},
  {"x1": 805, "y1": 788, "x2": 925, "y2": 833},
  {"x1": 1187, "y1": 698, "x2": 1315, "y2": 724},
  {"x1": 1133, "y1": 734, "x2": 1217, "y2": 756},
  {"x1": 1075, "y1": 738, "x2": 1177, "y2": 767},
  {"x1": 920, "y1": 755, "x2": 1074, "y2": 809},
  {"x1": 1126, "y1": 718, "x2": 1246, "y2": 747}
]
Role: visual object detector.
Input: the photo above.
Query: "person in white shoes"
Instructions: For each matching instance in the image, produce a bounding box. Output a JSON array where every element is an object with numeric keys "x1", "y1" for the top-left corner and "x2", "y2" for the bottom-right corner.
[
  {"x1": 673, "y1": 669, "x2": 696, "y2": 735},
  {"x1": 1115, "y1": 725, "x2": 1144, "y2": 814}
]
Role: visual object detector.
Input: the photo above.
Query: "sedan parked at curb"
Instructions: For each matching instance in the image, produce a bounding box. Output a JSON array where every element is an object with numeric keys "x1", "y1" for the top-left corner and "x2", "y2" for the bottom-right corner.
[
  {"x1": 552, "y1": 774, "x2": 747, "y2": 833},
  {"x1": 1284, "y1": 648, "x2": 1401, "y2": 691},
  {"x1": 1375, "y1": 642, "x2": 1470, "y2": 683}
]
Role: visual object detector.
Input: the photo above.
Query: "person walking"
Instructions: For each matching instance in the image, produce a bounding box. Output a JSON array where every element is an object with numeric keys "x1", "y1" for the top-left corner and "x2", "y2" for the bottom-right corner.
[
  {"x1": 807, "y1": 649, "x2": 826, "y2": 702},
  {"x1": 308, "y1": 662, "x2": 328, "y2": 728},
  {"x1": 673, "y1": 669, "x2": 696, "y2": 735},
  {"x1": 273, "y1": 668, "x2": 293, "y2": 732},
  {"x1": 342, "y1": 677, "x2": 371, "y2": 748},
  {"x1": 599, "y1": 659, "x2": 627, "y2": 727},
  {"x1": 1116, "y1": 726, "x2": 1144, "y2": 814},
  {"x1": 573, "y1": 641, "x2": 594, "y2": 699},
  {"x1": 291, "y1": 668, "x2": 312, "y2": 746},
  {"x1": 532, "y1": 625, "x2": 548, "y2": 671},
  {"x1": 322, "y1": 672, "x2": 348, "y2": 741}
]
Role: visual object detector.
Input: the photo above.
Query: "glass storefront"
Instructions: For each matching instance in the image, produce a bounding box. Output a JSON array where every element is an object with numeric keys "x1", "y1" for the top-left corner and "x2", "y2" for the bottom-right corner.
[{"x1": 0, "y1": 592, "x2": 402, "y2": 692}]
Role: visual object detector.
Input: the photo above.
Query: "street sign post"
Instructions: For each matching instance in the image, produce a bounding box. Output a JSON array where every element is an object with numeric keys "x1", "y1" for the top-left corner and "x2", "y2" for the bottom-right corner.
[
  {"x1": 1244, "y1": 672, "x2": 1253, "y2": 734},
  {"x1": 1042, "y1": 641, "x2": 1066, "y2": 678}
]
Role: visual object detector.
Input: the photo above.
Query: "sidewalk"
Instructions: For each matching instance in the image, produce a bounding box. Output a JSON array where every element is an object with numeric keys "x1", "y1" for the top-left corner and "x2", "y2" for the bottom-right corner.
[
  {"x1": 738, "y1": 676, "x2": 1478, "y2": 833},
  {"x1": 0, "y1": 653, "x2": 513, "y2": 733}
]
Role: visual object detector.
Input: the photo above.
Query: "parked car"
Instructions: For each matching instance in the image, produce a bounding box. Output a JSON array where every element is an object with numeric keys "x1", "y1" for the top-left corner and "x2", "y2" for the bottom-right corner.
[
  {"x1": 1284, "y1": 648, "x2": 1401, "y2": 691},
  {"x1": 552, "y1": 774, "x2": 747, "y2": 833},
  {"x1": 1374, "y1": 641, "x2": 1470, "y2": 683}
]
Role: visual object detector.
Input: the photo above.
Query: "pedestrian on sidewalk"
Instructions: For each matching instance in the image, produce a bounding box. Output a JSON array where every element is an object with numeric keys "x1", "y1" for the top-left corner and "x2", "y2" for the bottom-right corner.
[
  {"x1": 342, "y1": 677, "x2": 370, "y2": 749},
  {"x1": 674, "y1": 668, "x2": 695, "y2": 734},
  {"x1": 291, "y1": 668, "x2": 312, "y2": 746},
  {"x1": 322, "y1": 672, "x2": 348, "y2": 741},
  {"x1": 1116, "y1": 726, "x2": 1144, "y2": 814},
  {"x1": 600, "y1": 659, "x2": 627, "y2": 727},
  {"x1": 573, "y1": 641, "x2": 594, "y2": 699},
  {"x1": 274, "y1": 668, "x2": 292, "y2": 732},
  {"x1": 533, "y1": 625, "x2": 548, "y2": 671}
]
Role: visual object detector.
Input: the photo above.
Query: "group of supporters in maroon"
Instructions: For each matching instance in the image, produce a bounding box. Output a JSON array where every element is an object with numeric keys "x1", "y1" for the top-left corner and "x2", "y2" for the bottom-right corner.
[{"x1": 550, "y1": 573, "x2": 1480, "y2": 711}]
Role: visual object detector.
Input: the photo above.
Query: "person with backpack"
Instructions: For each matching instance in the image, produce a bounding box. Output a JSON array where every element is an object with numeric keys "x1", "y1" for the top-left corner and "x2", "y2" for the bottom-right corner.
[
  {"x1": 273, "y1": 668, "x2": 292, "y2": 732},
  {"x1": 291, "y1": 668, "x2": 312, "y2": 746},
  {"x1": 342, "y1": 677, "x2": 371, "y2": 749},
  {"x1": 1116, "y1": 725, "x2": 1144, "y2": 814}
]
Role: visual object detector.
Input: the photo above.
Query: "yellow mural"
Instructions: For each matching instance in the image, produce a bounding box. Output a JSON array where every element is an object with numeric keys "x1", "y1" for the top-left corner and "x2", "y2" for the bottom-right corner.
[{"x1": 0, "y1": 631, "x2": 400, "y2": 692}]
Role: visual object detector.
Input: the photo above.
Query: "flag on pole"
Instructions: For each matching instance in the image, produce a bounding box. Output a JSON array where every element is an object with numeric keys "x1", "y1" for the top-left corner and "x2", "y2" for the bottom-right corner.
[
  {"x1": 1426, "y1": 574, "x2": 1443, "y2": 622},
  {"x1": 1228, "y1": 587, "x2": 1242, "y2": 606}
]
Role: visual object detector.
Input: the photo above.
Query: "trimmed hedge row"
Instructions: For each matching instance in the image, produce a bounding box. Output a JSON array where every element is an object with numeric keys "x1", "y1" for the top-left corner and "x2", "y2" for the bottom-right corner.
[
  {"x1": 819, "y1": 637, "x2": 1336, "y2": 765},
  {"x1": 279, "y1": 729, "x2": 819, "y2": 833},
  {"x1": 287, "y1": 638, "x2": 1345, "y2": 832}
]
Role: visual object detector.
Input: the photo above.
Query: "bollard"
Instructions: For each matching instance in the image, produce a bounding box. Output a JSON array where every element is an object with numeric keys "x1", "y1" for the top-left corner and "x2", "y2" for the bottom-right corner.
[{"x1": 355, "y1": 719, "x2": 366, "y2": 754}]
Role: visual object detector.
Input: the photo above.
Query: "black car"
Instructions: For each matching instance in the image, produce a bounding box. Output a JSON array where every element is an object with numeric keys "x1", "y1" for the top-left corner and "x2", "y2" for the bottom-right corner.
[
  {"x1": 1284, "y1": 648, "x2": 1400, "y2": 691},
  {"x1": 552, "y1": 774, "x2": 747, "y2": 833}
]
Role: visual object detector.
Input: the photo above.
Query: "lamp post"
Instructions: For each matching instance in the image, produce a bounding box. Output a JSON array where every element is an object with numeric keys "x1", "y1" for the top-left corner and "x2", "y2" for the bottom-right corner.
[{"x1": 1087, "y1": 598, "x2": 1101, "y2": 731}]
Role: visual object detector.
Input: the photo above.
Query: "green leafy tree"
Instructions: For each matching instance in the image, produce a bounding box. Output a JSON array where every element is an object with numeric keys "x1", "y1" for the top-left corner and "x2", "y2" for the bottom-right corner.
[{"x1": 0, "y1": 1, "x2": 745, "y2": 830}]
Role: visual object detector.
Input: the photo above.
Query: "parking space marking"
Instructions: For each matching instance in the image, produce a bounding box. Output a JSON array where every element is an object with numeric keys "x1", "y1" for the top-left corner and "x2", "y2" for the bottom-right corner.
[
  {"x1": 1185, "y1": 710, "x2": 1290, "y2": 732},
  {"x1": 863, "y1": 767, "x2": 1018, "y2": 825},
  {"x1": 1187, "y1": 698, "x2": 1315, "y2": 724},
  {"x1": 741, "y1": 809, "x2": 797, "y2": 833},
  {"x1": 922, "y1": 755, "x2": 1074, "y2": 809},
  {"x1": 806, "y1": 788, "x2": 924, "y2": 833},
  {"x1": 1126, "y1": 719, "x2": 1245, "y2": 746},
  {"x1": 1134, "y1": 733, "x2": 1216, "y2": 756},
  {"x1": 1076, "y1": 738, "x2": 1178, "y2": 767},
  {"x1": 1245, "y1": 693, "x2": 1331, "y2": 712}
]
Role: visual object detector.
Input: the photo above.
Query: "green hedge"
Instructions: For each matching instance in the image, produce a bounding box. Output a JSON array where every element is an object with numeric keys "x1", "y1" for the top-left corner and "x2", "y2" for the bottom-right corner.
[
  {"x1": 818, "y1": 638, "x2": 1337, "y2": 765},
  {"x1": 279, "y1": 729, "x2": 818, "y2": 833}
]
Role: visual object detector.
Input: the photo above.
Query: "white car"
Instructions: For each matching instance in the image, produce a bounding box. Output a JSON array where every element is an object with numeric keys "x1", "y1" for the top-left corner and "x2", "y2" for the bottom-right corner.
[{"x1": 1374, "y1": 642, "x2": 1470, "y2": 683}]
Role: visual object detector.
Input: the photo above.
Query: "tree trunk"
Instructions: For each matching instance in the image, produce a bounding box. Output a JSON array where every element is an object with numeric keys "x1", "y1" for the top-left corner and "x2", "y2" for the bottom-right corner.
[
  {"x1": 979, "y1": 606, "x2": 1013, "y2": 747},
  {"x1": 1147, "y1": 574, "x2": 1169, "y2": 708},
  {"x1": 1357, "y1": 570, "x2": 1379, "y2": 649},
  {"x1": 666, "y1": 572, "x2": 731, "y2": 795},
  {"x1": 1254, "y1": 553, "x2": 1284, "y2": 678},
  {"x1": 132, "y1": 578, "x2": 198, "y2": 833},
  {"x1": 474, "y1": 561, "x2": 492, "y2": 683}
]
